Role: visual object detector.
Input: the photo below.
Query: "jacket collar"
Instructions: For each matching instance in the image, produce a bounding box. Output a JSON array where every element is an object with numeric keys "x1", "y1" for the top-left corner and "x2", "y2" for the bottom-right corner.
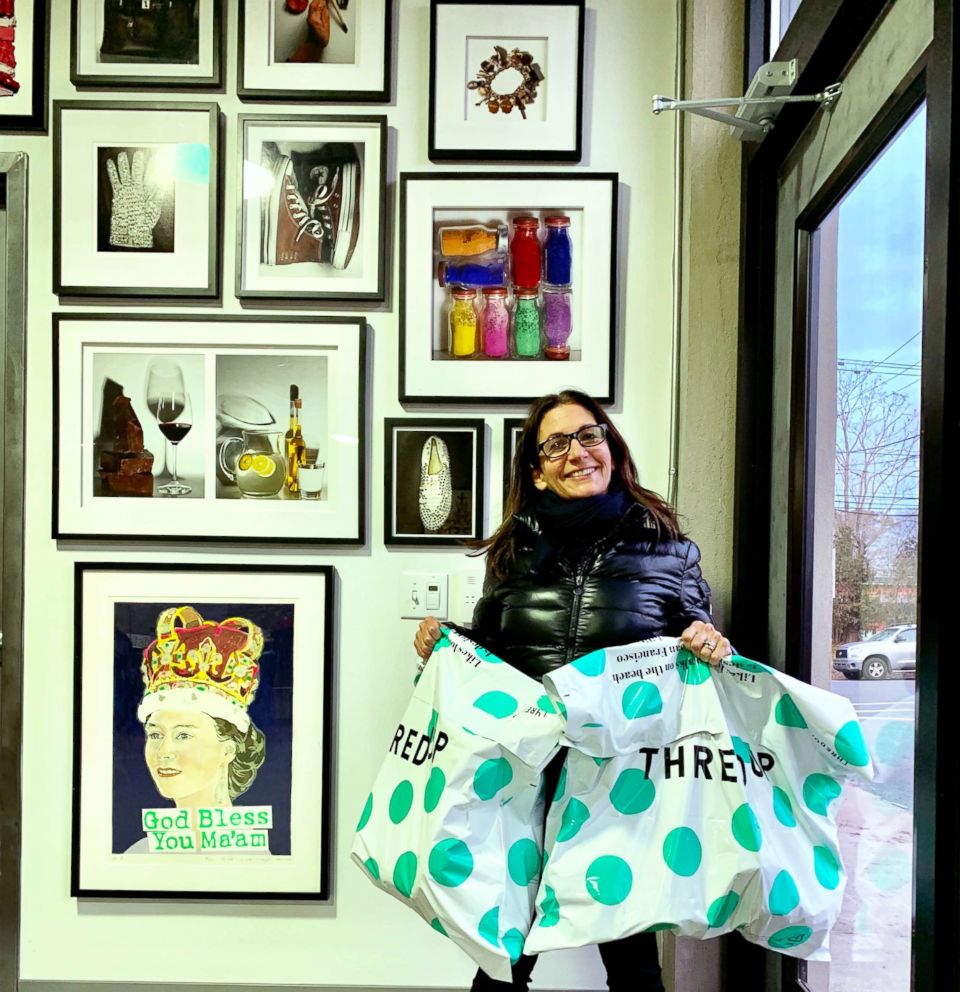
[{"x1": 513, "y1": 498, "x2": 649, "y2": 537}]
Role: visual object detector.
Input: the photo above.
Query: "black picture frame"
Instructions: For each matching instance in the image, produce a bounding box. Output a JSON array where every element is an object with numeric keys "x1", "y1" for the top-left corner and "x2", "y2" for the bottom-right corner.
[
  {"x1": 0, "y1": 0, "x2": 50, "y2": 133},
  {"x1": 428, "y1": 0, "x2": 584, "y2": 163},
  {"x1": 502, "y1": 417, "x2": 524, "y2": 500},
  {"x1": 384, "y1": 418, "x2": 485, "y2": 547},
  {"x1": 53, "y1": 100, "x2": 222, "y2": 300},
  {"x1": 70, "y1": 0, "x2": 225, "y2": 90},
  {"x1": 399, "y1": 171, "x2": 618, "y2": 405},
  {"x1": 238, "y1": 0, "x2": 393, "y2": 103},
  {"x1": 53, "y1": 313, "x2": 367, "y2": 545},
  {"x1": 236, "y1": 114, "x2": 388, "y2": 303},
  {"x1": 71, "y1": 561, "x2": 335, "y2": 899}
]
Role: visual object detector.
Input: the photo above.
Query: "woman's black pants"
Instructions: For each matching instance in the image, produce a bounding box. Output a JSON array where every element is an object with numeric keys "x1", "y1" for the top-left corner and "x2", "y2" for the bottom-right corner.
[{"x1": 469, "y1": 929, "x2": 665, "y2": 991}]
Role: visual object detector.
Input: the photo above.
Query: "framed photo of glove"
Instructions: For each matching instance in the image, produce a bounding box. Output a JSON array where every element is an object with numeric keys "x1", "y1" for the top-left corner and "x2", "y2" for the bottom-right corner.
[
  {"x1": 72, "y1": 562, "x2": 334, "y2": 899},
  {"x1": 0, "y1": 0, "x2": 49, "y2": 133},
  {"x1": 428, "y1": 0, "x2": 584, "y2": 163},
  {"x1": 53, "y1": 313, "x2": 366, "y2": 544},
  {"x1": 70, "y1": 0, "x2": 224, "y2": 89},
  {"x1": 384, "y1": 418, "x2": 485, "y2": 547},
  {"x1": 53, "y1": 101, "x2": 221, "y2": 299},
  {"x1": 238, "y1": 0, "x2": 392, "y2": 103},
  {"x1": 237, "y1": 115, "x2": 387, "y2": 303},
  {"x1": 399, "y1": 172, "x2": 618, "y2": 404}
]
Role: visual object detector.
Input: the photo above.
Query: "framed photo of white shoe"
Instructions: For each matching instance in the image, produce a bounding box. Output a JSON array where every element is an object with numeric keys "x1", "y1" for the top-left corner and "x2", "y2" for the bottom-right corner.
[
  {"x1": 238, "y1": 0, "x2": 391, "y2": 103},
  {"x1": 384, "y1": 419, "x2": 485, "y2": 547},
  {"x1": 399, "y1": 172, "x2": 618, "y2": 404},
  {"x1": 237, "y1": 115, "x2": 387, "y2": 303},
  {"x1": 53, "y1": 314, "x2": 366, "y2": 544},
  {"x1": 53, "y1": 101, "x2": 221, "y2": 299},
  {"x1": 70, "y1": 0, "x2": 224, "y2": 89}
]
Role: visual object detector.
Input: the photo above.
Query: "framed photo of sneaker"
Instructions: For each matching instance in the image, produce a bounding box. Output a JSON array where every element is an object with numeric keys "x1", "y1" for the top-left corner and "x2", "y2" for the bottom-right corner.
[
  {"x1": 70, "y1": 0, "x2": 224, "y2": 89},
  {"x1": 0, "y1": 0, "x2": 50, "y2": 133},
  {"x1": 53, "y1": 101, "x2": 221, "y2": 299},
  {"x1": 400, "y1": 171, "x2": 618, "y2": 404},
  {"x1": 238, "y1": 0, "x2": 392, "y2": 103},
  {"x1": 428, "y1": 0, "x2": 584, "y2": 163},
  {"x1": 53, "y1": 313, "x2": 367, "y2": 544},
  {"x1": 237, "y1": 115, "x2": 387, "y2": 303},
  {"x1": 384, "y1": 419, "x2": 485, "y2": 547}
]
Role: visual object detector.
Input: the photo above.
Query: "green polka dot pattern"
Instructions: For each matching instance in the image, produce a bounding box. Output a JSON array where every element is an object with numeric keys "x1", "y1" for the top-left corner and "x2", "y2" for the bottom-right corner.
[
  {"x1": 424, "y1": 767, "x2": 446, "y2": 813},
  {"x1": 473, "y1": 690, "x2": 519, "y2": 718},
  {"x1": 729, "y1": 656, "x2": 773, "y2": 674},
  {"x1": 430, "y1": 917, "x2": 448, "y2": 936},
  {"x1": 426, "y1": 709, "x2": 439, "y2": 742},
  {"x1": 572, "y1": 649, "x2": 606, "y2": 676},
  {"x1": 478, "y1": 906, "x2": 501, "y2": 948},
  {"x1": 775, "y1": 694, "x2": 808, "y2": 728},
  {"x1": 389, "y1": 780, "x2": 414, "y2": 824},
  {"x1": 508, "y1": 838, "x2": 541, "y2": 886},
  {"x1": 539, "y1": 884, "x2": 560, "y2": 927},
  {"x1": 769, "y1": 870, "x2": 800, "y2": 915},
  {"x1": 363, "y1": 857, "x2": 380, "y2": 880},
  {"x1": 621, "y1": 680, "x2": 663, "y2": 719},
  {"x1": 502, "y1": 928, "x2": 525, "y2": 964},
  {"x1": 813, "y1": 846, "x2": 841, "y2": 890},
  {"x1": 731, "y1": 735, "x2": 752, "y2": 764},
  {"x1": 428, "y1": 838, "x2": 474, "y2": 887},
  {"x1": 537, "y1": 694, "x2": 557, "y2": 714},
  {"x1": 474, "y1": 757, "x2": 514, "y2": 800},
  {"x1": 767, "y1": 925, "x2": 812, "y2": 950},
  {"x1": 677, "y1": 650, "x2": 712, "y2": 685},
  {"x1": 609, "y1": 769, "x2": 656, "y2": 815},
  {"x1": 644, "y1": 923, "x2": 678, "y2": 933},
  {"x1": 585, "y1": 855, "x2": 633, "y2": 905},
  {"x1": 834, "y1": 720, "x2": 870, "y2": 767},
  {"x1": 553, "y1": 763, "x2": 568, "y2": 803},
  {"x1": 707, "y1": 890, "x2": 740, "y2": 928},
  {"x1": 663, "y1": 826, "x2": 702, "y2": 876},
  {"x1": 356, "y1": 793, "x2": 373, "y2": 831},
  {"x1": 731, "y1": 803, "x2": 763, "y2": 852},
  {"x1": 433, "y1": 630, "x2": 451, "y2": 652},
  {"x1": 557, "y1": 798, "x2": 591, "y2": 842},
  {"x1": 803, "y1": 773, "x2": 842, "y2": 815},
  {"x1": 773, "y1": 787, "x2": 797, "y2": 828},
  {"x1": 393, "y1": 851, "x2": 417, "y2": 898}
]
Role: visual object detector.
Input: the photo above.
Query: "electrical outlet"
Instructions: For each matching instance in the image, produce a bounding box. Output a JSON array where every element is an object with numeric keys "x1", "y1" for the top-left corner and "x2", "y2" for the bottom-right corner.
[
  {"x1": 450, "y1": 568, "x2": 485, "y2": 625},
  {"x1": 400, "y1": 572, "x2": 448, "y2": 619}
]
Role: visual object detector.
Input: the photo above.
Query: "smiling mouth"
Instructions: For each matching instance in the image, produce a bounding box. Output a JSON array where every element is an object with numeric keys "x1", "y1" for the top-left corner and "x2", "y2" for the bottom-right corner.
[
  {"x1": 155, "y1": 768, "x2": 181, "y2": 777},
  {"x1": 566, "y1": 467, "x2": 597, "y2": 480}
]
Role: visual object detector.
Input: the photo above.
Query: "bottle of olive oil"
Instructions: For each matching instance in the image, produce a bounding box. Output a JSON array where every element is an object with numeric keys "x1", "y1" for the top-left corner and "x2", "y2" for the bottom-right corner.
[{"x1": 284, "y1": 384, "x2": 306, "y2": 493}]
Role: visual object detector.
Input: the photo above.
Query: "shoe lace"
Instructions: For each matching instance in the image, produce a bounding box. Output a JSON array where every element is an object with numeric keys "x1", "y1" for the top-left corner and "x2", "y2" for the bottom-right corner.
[
  {"x1": 283, "y1": 174, "x2": 324, "y2": 244},
  {"x1": 306, "y1": 166, "x2": 338, "y2": 234}
]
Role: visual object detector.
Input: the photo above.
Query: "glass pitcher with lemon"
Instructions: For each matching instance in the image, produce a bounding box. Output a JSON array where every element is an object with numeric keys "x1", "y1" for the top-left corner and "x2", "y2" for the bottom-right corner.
[{"x1": 217, "y1": 430, "x2": 286, "y2": 498}]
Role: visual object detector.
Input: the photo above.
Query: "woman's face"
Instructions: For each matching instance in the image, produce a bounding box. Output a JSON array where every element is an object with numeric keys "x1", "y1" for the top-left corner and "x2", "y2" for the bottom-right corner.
[
  {"x1": 144, "y1": 709, "x2": 236, "y2": 805},
  {"x1": 532, "y1": 403, "x2": 615, "y2": 500}
]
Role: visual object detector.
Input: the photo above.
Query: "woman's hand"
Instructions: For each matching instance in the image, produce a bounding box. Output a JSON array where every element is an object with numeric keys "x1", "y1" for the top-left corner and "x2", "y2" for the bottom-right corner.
[
  {"x1": 681, "y1": 620, "x2": 732, "y2": 667},
  {"x1": 414, "y1": 616, "x2": 442, "y2": 661}
]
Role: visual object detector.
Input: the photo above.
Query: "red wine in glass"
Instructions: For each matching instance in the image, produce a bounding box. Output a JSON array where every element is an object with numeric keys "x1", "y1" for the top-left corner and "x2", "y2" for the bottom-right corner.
[
  {"x1": 158, "y1": 421, "x2": 193, "y2": 445},
  {"x1": 155, "y1": 388, "x2": 193, "y2": 498}
]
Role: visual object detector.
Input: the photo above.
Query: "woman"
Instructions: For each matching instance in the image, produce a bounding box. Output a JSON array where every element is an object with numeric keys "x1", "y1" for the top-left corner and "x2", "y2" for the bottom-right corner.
[{"x1": 414, "y1": 390, "x2": 731, "y2": 992}]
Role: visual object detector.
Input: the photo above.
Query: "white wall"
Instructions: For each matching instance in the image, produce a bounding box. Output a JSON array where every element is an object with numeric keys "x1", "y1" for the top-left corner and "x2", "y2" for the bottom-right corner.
[{"x1": 4, "y1": 0, "x2": 683, "y2": 986}]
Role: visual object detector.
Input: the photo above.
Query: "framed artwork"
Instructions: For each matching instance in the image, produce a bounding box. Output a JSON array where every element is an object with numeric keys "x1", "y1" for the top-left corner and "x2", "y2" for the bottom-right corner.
[
  {"x1": 384, "y1": 418, "x2": 485, "y2": 547},
  {"x1": 53, "y1": 101, "x2": 221, "y2": 299},
  {"x1": 53, "y1": 314, "x2": 366, "y2": 544},
  {"x1": 72, "y1": 562, "x2": 334, "y2": 899},
  {"x1": 428, "y1": 0, "x2": 584, "y2": 162},
  {"x1": 238, "y1": 0, "x2": 392, "y2": 103},
  {"x1": 502, "y1": 417, "x2": 523, "y2": 500},
  {"x1": 0, "y1": 0, "x2": 49, "y2": 133},
  {"x1": 237, "y1": 114, "x2": 387, "y2": 302},
  {"x1": 71, "y1": 0, "x2": 224, "y2": 89},
  {"x1": 399, "y1": 172, "x2": 618, "y2": 404}
]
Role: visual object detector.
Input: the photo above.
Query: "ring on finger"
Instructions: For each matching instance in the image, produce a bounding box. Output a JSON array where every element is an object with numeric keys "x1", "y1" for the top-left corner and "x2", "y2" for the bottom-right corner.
[{"x1": 702, "y1": 640, "x2": 717, "y2": 653}]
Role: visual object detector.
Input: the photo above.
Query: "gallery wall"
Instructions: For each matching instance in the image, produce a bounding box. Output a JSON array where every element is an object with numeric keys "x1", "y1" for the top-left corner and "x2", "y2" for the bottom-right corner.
[{"x1": 2, "y1": 0, "x2": 692, "y2": 987}]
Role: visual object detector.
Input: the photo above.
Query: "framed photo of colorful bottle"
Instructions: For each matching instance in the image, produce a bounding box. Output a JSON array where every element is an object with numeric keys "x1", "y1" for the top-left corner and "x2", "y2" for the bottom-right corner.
[
  {"x1": 384, "y1": 418, "x2": 486, "y2": 547},
  {"x1": 53, "y1": 314, "x2": 366, "y2": 544},
  {"x1": 428, "y1": 0, "x2": 584, "y2": 163},
  {"x1": 236, "y1": 114, "x2": 388, "y2": 303},
  {"x1": 71, "y1": 562, "x2": 334, "y2": 898},
  {"x1": 399, "y1": 171, "x2": 618, "y2": 404},
  {"x1": 0, "y1": 0, "x2": 49, "y2": 133},
  {"x1": 238, "y1": 0, "x2": 392, "y2": 103}
]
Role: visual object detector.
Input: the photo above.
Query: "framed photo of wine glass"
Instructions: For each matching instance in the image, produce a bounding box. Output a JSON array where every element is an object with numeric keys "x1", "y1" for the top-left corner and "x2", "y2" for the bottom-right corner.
[
  {"x1": 70, "y1": 0, "x2": 224, "y2": 89},
  {"x1": 399, "y1": 171, "x2": 618, "y2": 404},
  {"x1": 53, "y1": 314, "x2": 366, "y2": 544},
  {"x1": 236, "y1": 114, "x2": 388, "y2": 302},
  {"x1": 428, "y1": 0, "x2": 584, "y2": 163},
  {"x1": 384, "y1": 418, "x2": 485, "y2": 547},
  {"x1": 238, "y1": 0, "x2": 392, "y2": 103},
  {"x1": 0, "y1": 0, "x2": 49, "y2": 133},
  {"x1": 72, "y1": 562, "x2": 334, "y2": 899},
  {"x1": 53, "y1": 101, "x2": 221, "y2": 299}
]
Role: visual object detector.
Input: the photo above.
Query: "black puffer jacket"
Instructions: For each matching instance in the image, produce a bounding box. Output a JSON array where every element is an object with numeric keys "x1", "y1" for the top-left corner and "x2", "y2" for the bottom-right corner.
[{"x1": 470, "y1": 501, "x2": 713, "y2": 680}]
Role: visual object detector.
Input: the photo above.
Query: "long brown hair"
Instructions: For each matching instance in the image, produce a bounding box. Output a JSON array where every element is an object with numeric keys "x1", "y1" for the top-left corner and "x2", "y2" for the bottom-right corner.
[{"x1": 474, "y1": 390, "x2": 683, "y2": 578}]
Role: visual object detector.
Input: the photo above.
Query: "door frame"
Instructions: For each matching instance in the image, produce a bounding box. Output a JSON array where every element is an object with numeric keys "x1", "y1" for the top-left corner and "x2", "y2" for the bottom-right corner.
[{"x1": 732, "y1": 0, "x2": 960, "y2": 988}]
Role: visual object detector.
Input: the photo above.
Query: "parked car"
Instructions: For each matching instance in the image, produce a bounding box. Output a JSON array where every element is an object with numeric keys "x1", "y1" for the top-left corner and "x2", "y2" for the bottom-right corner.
[{"x1": 833, "y1": 624, "x2": 916, "y2": 680}]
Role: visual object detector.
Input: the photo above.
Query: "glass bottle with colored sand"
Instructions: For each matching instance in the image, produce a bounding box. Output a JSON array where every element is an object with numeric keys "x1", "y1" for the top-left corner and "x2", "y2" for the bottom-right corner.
[
  {"x1": 448, "y1": 286, "x2": 479, "y2": 358},
  {"x1": 512, "y1": 288, "x2": 541, "y2": 358},
  {"x1": 543, "y1": 286, "x2": 573, "y2": 360},
  {"x1": 510, "y1": 216, "x2": 541, "y2": 290},
  {"x1": 479, "y1": 286, "x2": 509, "y2": 358},
  {"x1": 543, "y1": 215, "x2": 573, "y2": 286}
]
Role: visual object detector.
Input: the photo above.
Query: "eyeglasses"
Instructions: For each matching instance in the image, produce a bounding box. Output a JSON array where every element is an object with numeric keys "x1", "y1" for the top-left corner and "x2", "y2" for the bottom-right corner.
[{"x1": 537, "y1": 423, "x2": 608, "y2": 460}]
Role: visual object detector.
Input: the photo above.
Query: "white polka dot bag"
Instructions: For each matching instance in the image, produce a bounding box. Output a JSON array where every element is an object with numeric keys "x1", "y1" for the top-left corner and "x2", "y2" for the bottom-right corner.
[
  {"x1": 352, "y1": 628, "x2": 564, "y2": 981},
  {"x1": 523, "y1": 637, "x2": 873, "y2": 961}
]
